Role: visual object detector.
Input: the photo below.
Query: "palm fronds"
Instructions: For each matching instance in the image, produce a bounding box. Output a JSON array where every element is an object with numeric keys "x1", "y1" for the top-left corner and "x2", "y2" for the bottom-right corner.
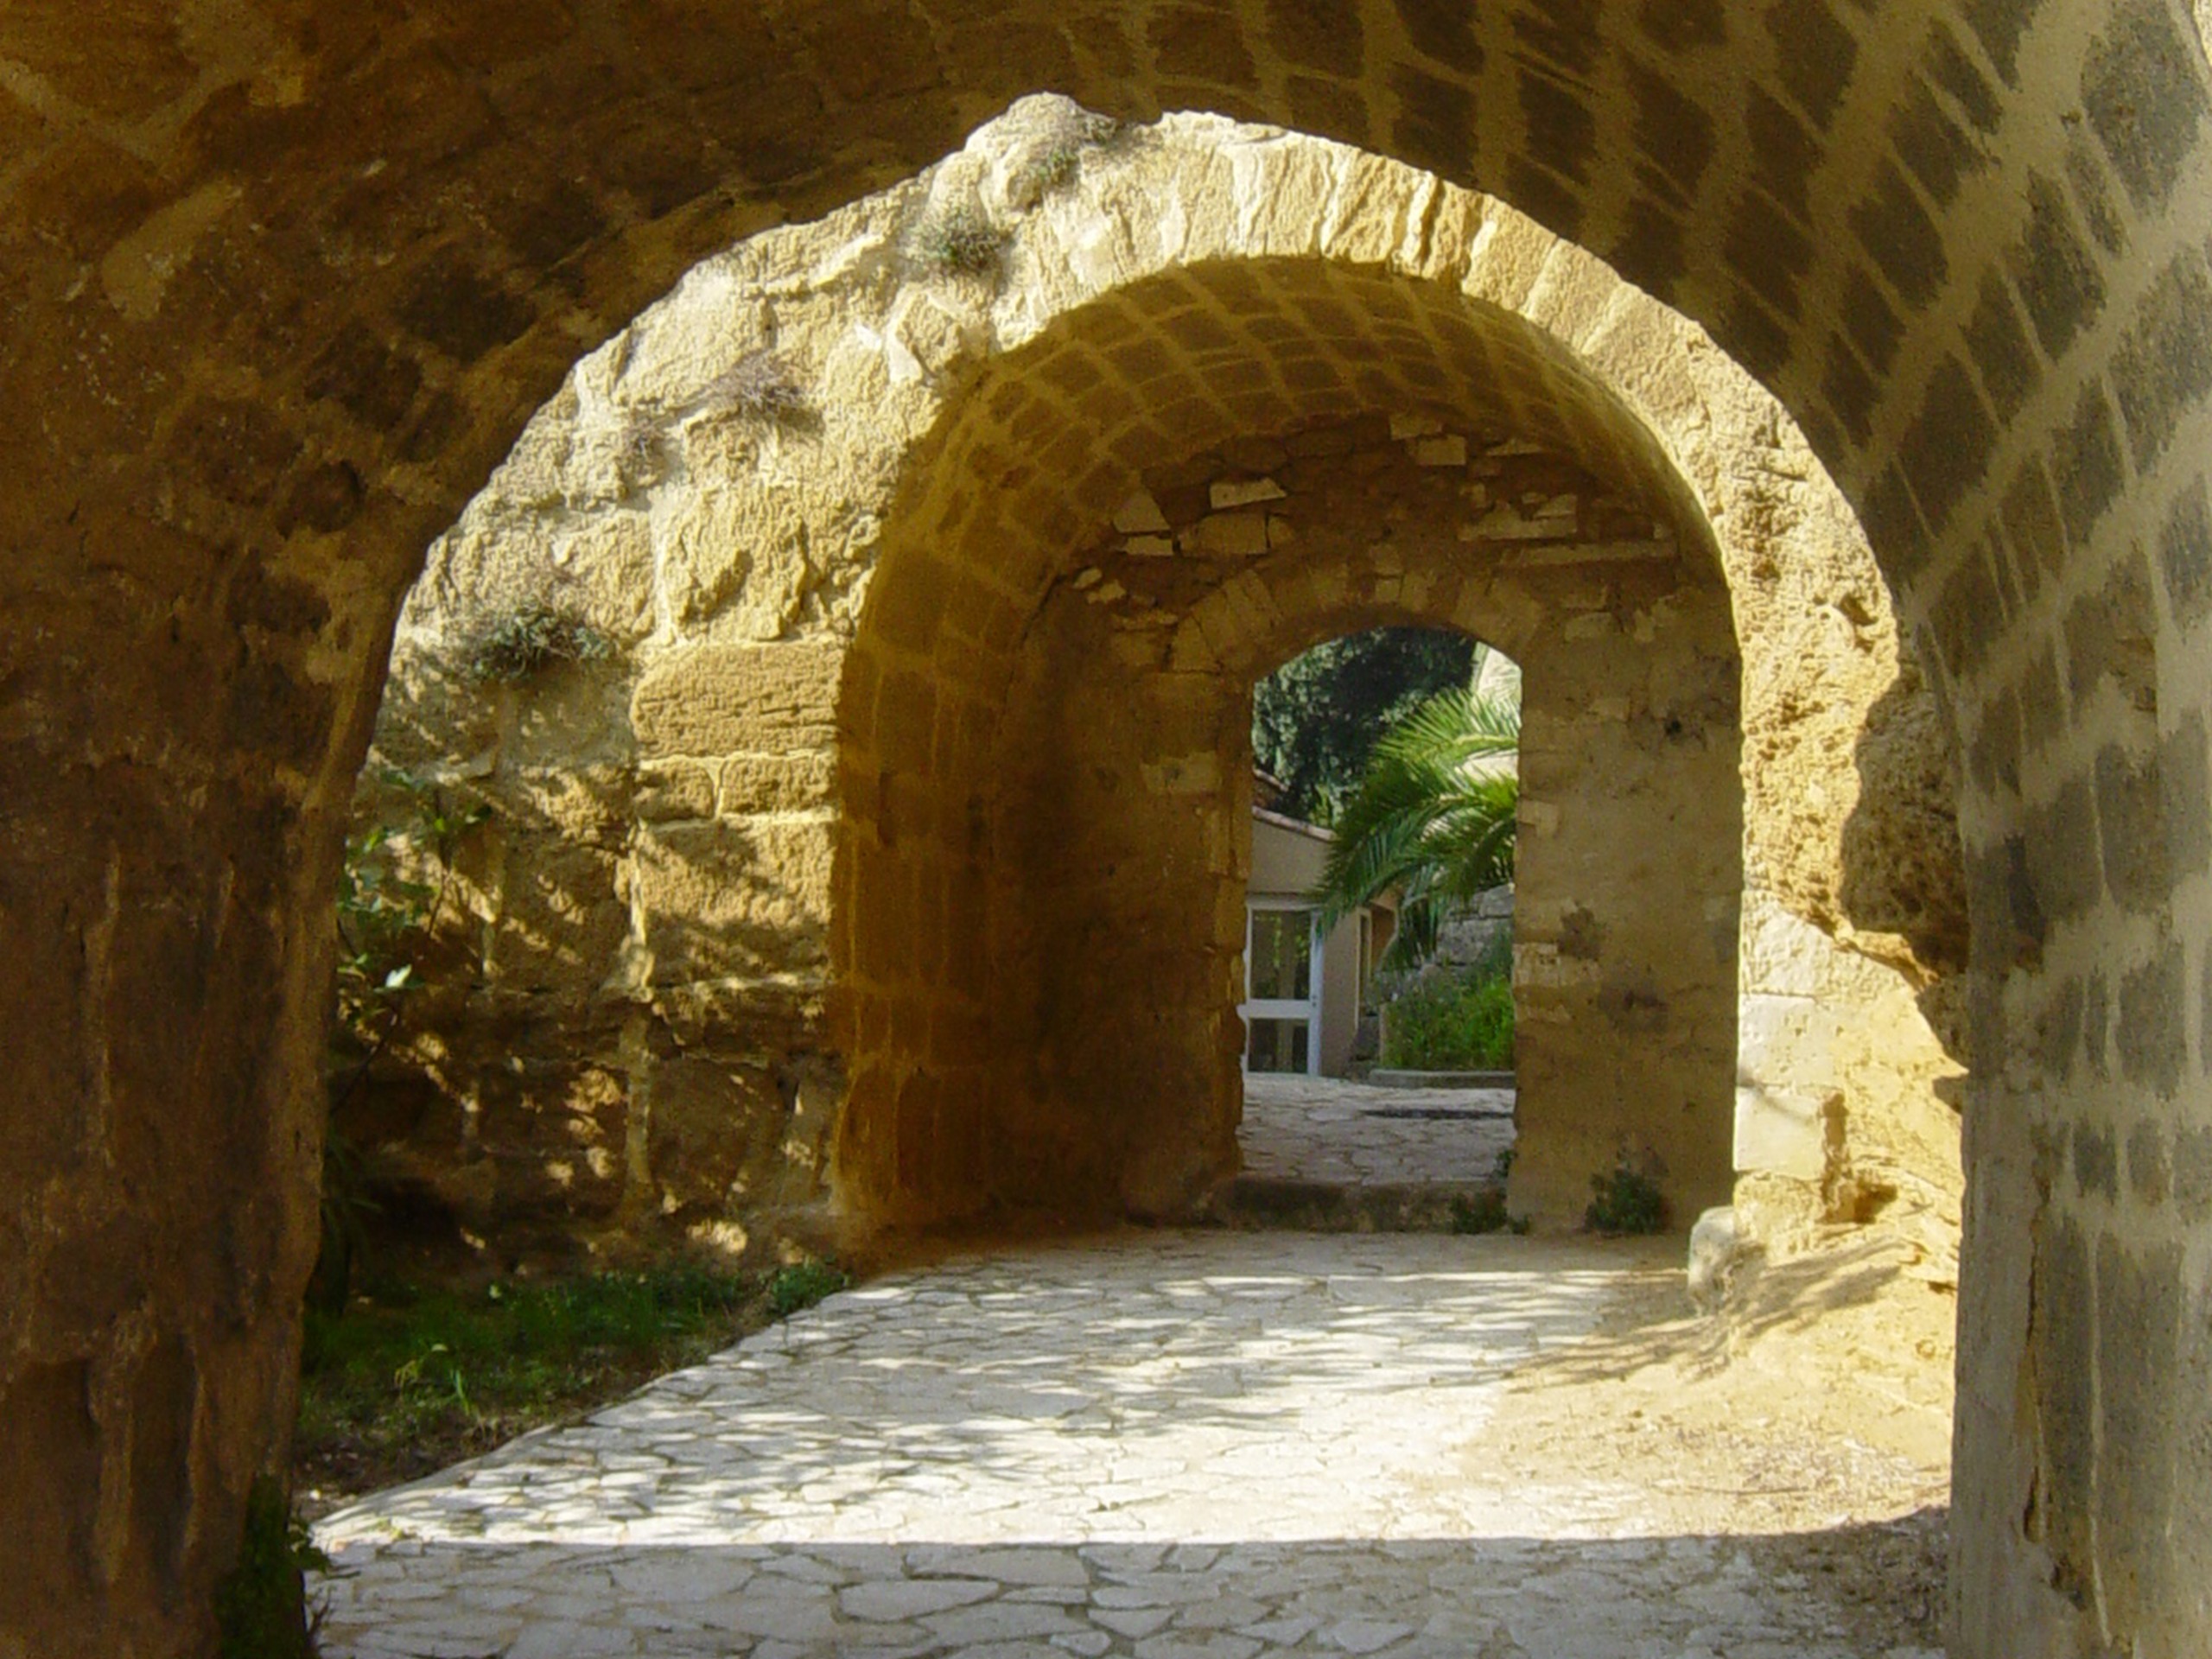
[{"x1": 1313, "y1": 683, "x2": 1520, "y2": 973}]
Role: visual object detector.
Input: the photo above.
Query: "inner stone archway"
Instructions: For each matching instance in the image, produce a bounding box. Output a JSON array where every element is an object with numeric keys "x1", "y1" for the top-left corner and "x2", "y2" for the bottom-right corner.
[{"x1": 838, "y1": 403, "x2": 1746, "y2": 1231}]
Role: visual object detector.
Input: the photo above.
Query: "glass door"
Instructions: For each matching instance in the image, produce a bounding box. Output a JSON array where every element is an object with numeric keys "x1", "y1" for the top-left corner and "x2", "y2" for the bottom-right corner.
[{"x1": 1243, "y1": 902, "x2": 1323, "y2": 1075}]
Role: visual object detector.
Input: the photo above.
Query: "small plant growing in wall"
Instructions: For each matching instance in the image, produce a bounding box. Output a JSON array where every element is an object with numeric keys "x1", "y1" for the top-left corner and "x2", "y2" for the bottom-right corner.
[
  {"x1": 1015, "y1": 144, "x2": 1083, "y2": 198},
  {"x1": 1585, "y1": 1156, "x2": 1667, "y2": 1236},
  {"x1": 323, "y1": 771, "x2": 490, "y2": 1307},
  {"x1": 463, "y1": 601, "x2": 614, "y2": 683},
  {"x1": 1008, "y1": 105, "x2": 1122, "y2": 204},
  {"x1": 334, "y1": 787, "x2": 480, "y2": 1052},
  {"x1": 701, "y1": 346, "x2": 810, "y2": 423},
  {"x1": 913, "y1": 203, "x2": 1007, "y2": 278}
]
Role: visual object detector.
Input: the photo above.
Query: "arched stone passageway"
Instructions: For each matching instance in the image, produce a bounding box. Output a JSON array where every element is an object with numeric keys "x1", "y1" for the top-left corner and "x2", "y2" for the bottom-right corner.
[
  {"x1": 2, "y1": 6, "x2": 2208, "y2": 1656},
  {"x1": 842, "y1": 393, "x2": 1749, "y2": 1233},
  {"x1": 366, "y1": 112, "x2": 1960, "y2": 1253}
]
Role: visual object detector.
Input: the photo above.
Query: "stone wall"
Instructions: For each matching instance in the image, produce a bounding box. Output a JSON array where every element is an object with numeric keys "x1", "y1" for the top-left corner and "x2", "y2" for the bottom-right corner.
[
  {"x1": 1436, "y1": 885, "x2": 1516, "y2": 975},
  {"x1": 358, "y1": 110, "x2": 1963, "y2": 1255}
]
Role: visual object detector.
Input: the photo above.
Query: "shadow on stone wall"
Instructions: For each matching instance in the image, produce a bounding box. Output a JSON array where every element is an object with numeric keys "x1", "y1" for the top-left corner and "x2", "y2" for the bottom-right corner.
[{"x1": 1838, "y1": 654, "x2": 1973, "y2": 1067}]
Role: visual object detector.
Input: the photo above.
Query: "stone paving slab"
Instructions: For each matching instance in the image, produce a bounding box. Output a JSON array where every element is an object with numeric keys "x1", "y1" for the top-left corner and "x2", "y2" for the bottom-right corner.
[
  {"x1": 315, "y1": 1233, "x2": 1935, "y2": 1658},
  {"x1": 1237, "y1": 1075, "x2": 1513, "y2": 1187}
]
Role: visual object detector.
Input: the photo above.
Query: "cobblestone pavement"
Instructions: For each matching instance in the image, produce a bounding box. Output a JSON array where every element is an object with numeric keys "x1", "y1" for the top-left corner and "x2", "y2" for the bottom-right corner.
[
  {"x1": 316, "y1": 1232, "x2": 1938, "y2": 1658},
  {"x1": 1238, "y1": 1074, "x2": 1514, "y2": 1186}
]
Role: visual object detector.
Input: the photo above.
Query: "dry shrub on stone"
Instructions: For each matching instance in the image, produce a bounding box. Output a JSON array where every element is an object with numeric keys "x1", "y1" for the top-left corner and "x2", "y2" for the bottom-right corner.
[
  {"x1": 913, "y1": 203, "x2": 1007, "y2": 277},
  {"x1": 1007, "y1": 105, "x2": 1120, "y2": 207},
  {"x1": 613, "y1": 416, "x2": 668, "y2": 489},
  {"x1": 701, "y1": 348, "x2": 809, "y2": 422},
  {"x1": 464, "y1": 602, "x2": 614, "y2": 683}
]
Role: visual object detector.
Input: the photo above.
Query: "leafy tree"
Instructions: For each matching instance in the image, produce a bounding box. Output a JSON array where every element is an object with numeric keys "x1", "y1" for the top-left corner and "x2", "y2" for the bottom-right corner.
[
  {"x1": 1313, "y1": 680, "x2": 1520, "y2": 971},
  {"x1": 1251, "y1": 627, "x2": 1474, "y2": 822}
]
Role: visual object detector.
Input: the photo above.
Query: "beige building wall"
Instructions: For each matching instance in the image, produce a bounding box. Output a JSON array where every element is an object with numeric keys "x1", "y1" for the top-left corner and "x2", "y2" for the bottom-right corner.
[{"x1": 1244, "y1": 810, "x2": 1351, "y2": 1077}]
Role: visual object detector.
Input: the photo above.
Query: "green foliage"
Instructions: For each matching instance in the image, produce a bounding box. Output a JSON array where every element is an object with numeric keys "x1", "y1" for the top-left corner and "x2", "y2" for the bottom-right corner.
[
  {"x1": 767, "y1": 1259, "x2": 851, "y2": 1318},
  {"x1": 297, "y1": 1261, "x2": 836, "y2": 1497},
  {"x1": 1381, "y1": 970, "x2": 1515, "y2": 1070},
  {"x1": 915, "y1": 205, "x2": 1006, "y2": 276},
  {"x1": 1315, "y1": 677, "x2": 1519, "y2": 971},
  {"x1": 214, "y1": 1476, "x2": 326, "y2": 1659},
  {"x1": 1252, "y1": 628, "x2": 1475, "y2": 823},
  {"x1": 464, "y1": 602, "x2": 613, "y2": 683},
  {"x1": 1448, "y1": 1190, "x2": 1513, "y2": 1234},
  {"x1": 326, "y1": 772, "x2": 490, "y2": 1305},
  {"x1": 333, "y1": 773, "x2": 487, "y2": 1041},
  {"x1": 1585, "y1": 1160, "x2": 1668, "y2": 1236}
]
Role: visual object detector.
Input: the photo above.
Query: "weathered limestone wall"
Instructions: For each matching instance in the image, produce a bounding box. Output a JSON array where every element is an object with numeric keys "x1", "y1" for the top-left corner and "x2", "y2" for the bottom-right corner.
[
  {"x1": 360, "y1": 111, "x2": 1961, "y2": 1258},
  {"x1": 977, "y1": 419, "x2": 1743, "y2": 1228},
  {"x1": 359, "y1": 652, "x2": 842, "y2": 1264}
]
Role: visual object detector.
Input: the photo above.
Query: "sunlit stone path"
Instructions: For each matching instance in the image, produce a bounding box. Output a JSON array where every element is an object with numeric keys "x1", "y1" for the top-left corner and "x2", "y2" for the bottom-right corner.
[
  {"x1": 315, "y1": 1232, "x2": 1940, "y2": 1658},
  {"x1": 1236, "y1": 1074, "x2": 1515, "y2": 1187}
]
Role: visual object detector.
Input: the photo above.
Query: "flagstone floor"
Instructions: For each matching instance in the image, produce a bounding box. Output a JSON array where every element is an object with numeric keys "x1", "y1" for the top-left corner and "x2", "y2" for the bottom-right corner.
[
  {"x1": 315, "y1": 1230, "x2": 1943, "y2": 1659},
  {"x1": 1236, "y1": 1073, "x2": 1514, "y2": 1187}
]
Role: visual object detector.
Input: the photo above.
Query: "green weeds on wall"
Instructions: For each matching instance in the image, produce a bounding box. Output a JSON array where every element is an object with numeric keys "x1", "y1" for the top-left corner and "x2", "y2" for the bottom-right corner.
[
  {"x1": 1585, "y1": 1159, "x2": 1667, "y2": 1236},
  {"x1": 462, "y1": 602, "x2": 613, "y2": 683},
  {"x1": 215, "y1": 1477, "x2": 329, "y2": 1659}
]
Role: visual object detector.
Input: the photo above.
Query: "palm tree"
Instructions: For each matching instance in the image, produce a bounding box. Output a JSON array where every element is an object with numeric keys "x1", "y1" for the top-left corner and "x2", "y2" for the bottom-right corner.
[{"x1": 1312, "y1": 677, "x2": 1520, "y2": 973}]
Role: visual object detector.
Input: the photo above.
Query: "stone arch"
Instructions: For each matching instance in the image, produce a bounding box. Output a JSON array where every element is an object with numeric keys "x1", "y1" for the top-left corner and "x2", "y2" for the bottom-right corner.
[
  {"x1": 817, "y1": 113, "x2": 1893, "y2": 1235},
  {"x1": 3, "y1": 6, "x2": 2209, "y2": 1656},
  {"x1": 862, "y1": 413, "x2": 1752, "y2": 1232},
  {"x1": 377, "y1": 111, "x2": 1955, "y2": 1253}
]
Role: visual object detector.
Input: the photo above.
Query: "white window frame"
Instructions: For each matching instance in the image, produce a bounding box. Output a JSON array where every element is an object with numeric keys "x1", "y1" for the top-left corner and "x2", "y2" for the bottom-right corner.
[{"x1": 1242, "y1": 898, "x2": 1325, "y2": 1077}]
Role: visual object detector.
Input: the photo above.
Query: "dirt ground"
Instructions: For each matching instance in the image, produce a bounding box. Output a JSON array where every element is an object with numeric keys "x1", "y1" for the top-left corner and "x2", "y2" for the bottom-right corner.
[{"x1": 1456, "y1": 1224, "x2": 1957, "y2": 1650}]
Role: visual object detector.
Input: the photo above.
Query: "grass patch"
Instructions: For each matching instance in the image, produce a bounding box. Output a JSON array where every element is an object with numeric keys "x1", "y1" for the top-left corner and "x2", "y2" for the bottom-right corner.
[
  {"x1": 1382, "y1": 970, "x2": 1514, "y2": 1070},
  {"x1": 766, "y1": 1259, "x2": 849, "y2": 1317},
  {"x1": 296, "y1": 1259, "x2": 848, "y2": 1513}
]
